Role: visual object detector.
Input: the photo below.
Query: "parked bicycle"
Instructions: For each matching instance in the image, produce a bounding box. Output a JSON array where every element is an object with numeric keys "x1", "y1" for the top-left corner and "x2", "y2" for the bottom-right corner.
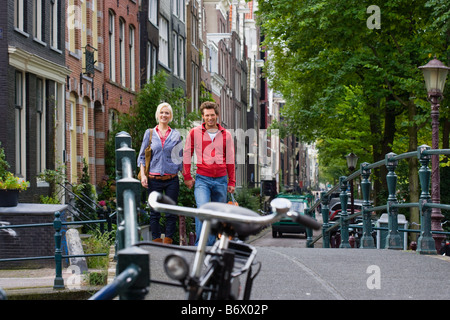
[{"x1": 139, "y1": 191, "x2": 321, "y2": 300}]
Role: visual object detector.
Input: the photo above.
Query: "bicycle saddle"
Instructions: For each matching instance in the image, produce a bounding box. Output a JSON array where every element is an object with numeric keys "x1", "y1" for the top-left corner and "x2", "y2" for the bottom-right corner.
[{"x1": 199, "y1": 202, "x2": 263, "y2": 237}]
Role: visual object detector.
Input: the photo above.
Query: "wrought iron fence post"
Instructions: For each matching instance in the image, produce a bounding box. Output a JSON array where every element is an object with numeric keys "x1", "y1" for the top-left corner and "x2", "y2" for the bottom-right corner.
[
  {"x1": 320, "y1": 191, "x2": 330, "y2": 248},
  {"x1": 53, "y1": 211, "x2": 65, "y2": 289},
  {"x1": 417, "y1": 145, "x2": 436, "y2": 254},
  {"x1": 385, "y1": 153, "x2": 402, "y2": 249},
  {"x1": 360, "y1": 163, "x2": 375, "y2": 249},
  {"x1": 339, "y1": 177, "x2": 351, "y2": 248}
]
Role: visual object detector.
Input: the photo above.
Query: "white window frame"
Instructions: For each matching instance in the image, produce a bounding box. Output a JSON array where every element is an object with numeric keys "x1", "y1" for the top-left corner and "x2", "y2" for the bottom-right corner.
[
  {"x1": 34, "y1": 0, "x2": 43, "y2": 41},
  {"x1": 109, "y1": 11, "x2": 116, "y2": 82},
  {"x1": 172, "y1": 0, "x2": 185, "y2": 22},
  {"x1": 36, "y1": 77, "x2": 46, "y2": 174},
  {"x1": 173, "y1": 32, "x2": 178, "y2": 77},
  {"x1": 159, "y1": 17, "x2": 169, "y2": 67},
  {"x1": 119, "y1": 18, "x2": 126, "y2": 86},
  {"x1": 147, "y1": 42, "x2": 157, "y2": 80},
  {"x1": 129, "y1": 26, "x2": 135, "y2": 91},
  {"x1": 148, "y1": 0, "x2": 157, "y2": 25},
  {"x1": 15, "y1": 71, "x2": 26, "y2": 178},
  {"x1": 50, "y1": 0, "x2": 59, "y2": 49},
  {"x1": 14, "y1": 0, "x2": 25, "y2": 31},
  {"x1": 178, "y1": 36, "x2": 185, "y2": 79},
  {"x1": 191, "y1": 62, "x2": 199, "y2": 111}
]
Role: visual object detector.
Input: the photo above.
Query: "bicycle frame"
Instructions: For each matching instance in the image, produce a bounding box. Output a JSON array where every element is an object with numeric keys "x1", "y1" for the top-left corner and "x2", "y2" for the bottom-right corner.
[{"x1": 145, "y1": 191, "x2": 320, "y2": 300}]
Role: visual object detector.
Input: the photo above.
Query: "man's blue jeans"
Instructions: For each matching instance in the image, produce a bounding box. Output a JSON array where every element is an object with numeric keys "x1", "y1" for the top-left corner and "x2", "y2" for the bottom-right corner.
[{"x1": 194, "y1": 174, "x2": 228, "y2": 246}]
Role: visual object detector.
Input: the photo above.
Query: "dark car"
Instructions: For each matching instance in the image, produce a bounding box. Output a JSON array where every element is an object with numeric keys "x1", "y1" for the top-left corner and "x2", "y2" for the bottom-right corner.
[{"x1": 272, "y1": 195, "x2": 310, "y2": 238}]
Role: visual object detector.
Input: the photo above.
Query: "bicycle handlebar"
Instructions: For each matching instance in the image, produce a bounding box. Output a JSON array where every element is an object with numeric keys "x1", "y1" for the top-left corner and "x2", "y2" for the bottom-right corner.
[{"x1": 148, "y1": 191, "x2": 321, "y2": 230}]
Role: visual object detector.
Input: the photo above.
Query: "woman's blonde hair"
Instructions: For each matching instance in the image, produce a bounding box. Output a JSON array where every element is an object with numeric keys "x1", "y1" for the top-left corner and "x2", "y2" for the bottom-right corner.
[{"x1": 155, "y1": 102, "x2": 173, "y2": 123}]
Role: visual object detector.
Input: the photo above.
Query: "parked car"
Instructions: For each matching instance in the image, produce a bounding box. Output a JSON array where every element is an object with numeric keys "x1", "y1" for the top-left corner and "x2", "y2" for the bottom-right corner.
[
  {"x1": 272, "y1": 194, "x2": 310, "y2": 238},
  {"x1": 328, "y1": 198, "x2": 365, "y2": 221}
]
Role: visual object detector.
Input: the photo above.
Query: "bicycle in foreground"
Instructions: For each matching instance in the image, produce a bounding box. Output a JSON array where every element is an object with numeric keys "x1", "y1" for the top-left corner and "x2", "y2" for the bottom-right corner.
[
  {"x1": 90, "y1": 191, "x2": 321, "y2": 300},
  {"x1": 144, "y1": 191, "x2": 321, "y2": 300}
]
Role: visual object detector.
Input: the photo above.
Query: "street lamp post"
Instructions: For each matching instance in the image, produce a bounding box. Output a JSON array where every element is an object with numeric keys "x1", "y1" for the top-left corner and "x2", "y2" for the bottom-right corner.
[{"x1": 419, "y1": 57, "x2": 450, "y2": 253}]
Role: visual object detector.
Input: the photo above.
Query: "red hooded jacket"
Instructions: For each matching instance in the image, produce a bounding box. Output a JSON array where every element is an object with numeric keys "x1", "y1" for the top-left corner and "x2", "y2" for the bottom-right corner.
[{"x1": 183, "y1": 123, "x2": 235, "y2": 187}]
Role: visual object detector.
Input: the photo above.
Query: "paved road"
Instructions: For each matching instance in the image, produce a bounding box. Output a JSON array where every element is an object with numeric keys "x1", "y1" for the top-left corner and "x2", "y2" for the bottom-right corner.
[
  {"x1": 1, "y1": 216, "x2": 449, "y2": 301},
  {"x1": 142, "y1": 226, "x2": 450, "y2": 300}
]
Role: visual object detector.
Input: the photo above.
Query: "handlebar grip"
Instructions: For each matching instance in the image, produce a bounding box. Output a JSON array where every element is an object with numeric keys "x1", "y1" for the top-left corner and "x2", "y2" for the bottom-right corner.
[
  {"x1": 156, "y1": 193, "x2": 177, "y2": 205},
  {"x1": 289, "y1": 212, "x2": 322, "y2": 230}
]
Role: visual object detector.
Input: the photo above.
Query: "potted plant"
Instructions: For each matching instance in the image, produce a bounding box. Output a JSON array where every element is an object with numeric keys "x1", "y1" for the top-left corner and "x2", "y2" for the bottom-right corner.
[{"x1": 0, "y1": 144, "x2": 28, "y2": 207}]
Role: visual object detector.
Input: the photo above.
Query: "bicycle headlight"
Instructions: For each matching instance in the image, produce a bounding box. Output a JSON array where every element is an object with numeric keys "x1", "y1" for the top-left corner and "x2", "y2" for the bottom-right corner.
[{"x1": 164, "y1": 253, "x2": 189, "y2": 281}]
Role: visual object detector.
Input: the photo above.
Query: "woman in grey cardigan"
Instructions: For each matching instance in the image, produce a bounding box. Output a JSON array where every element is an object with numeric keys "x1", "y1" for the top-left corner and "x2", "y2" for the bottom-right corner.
[{"x1": 137, "y1": 102, "x2": 183, "y2": 244}]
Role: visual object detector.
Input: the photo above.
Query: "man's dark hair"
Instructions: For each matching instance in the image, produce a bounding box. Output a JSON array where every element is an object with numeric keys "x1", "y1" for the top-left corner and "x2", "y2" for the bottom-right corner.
[{"x1": 200, "y1": 101, "x2": 219, "y2": 115}]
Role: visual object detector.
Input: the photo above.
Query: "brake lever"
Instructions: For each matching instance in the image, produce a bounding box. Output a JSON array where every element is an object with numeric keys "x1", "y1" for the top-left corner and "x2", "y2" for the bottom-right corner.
[{"x1": 286, "y1": 211, "x2": 322, "y2": 230}]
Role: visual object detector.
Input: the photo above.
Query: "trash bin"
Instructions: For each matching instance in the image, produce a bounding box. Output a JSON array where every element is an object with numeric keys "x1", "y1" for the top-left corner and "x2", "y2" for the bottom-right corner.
[{"x1": 376, "y1": 213, "x2": 408, "y2": 250}]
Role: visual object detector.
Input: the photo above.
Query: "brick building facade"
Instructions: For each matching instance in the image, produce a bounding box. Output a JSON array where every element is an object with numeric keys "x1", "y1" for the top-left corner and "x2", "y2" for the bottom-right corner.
[{"x1": 65, "y1": 0, "x2": 139, "y2": 185}]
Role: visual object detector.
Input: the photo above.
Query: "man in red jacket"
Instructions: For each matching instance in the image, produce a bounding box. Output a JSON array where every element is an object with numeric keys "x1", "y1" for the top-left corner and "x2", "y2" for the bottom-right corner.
[{"x1": 183, "y1": 101, "x2": 236, "y2": 245}]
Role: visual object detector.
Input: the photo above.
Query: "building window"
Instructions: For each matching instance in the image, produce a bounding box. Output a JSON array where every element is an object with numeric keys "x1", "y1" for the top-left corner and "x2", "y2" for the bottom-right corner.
[
  {"x1": 129, "y1": 26, "x2": 135, "y2": 91},
  {"x1": 159, "y1": 17, "x2": 169, "y2": 67},
  {"x1": 36, "y1": 78, "x2": 46, "y2": 174},
  {"x1": 235, "y1": 71, "x2": 241, "y2": 101},
  {"x1": 172, "y1": 33, "x2": 185, "y2": 79},
  {"x1": 179, "y1": 36, "x2": 185, "y2": 80},
  {"x1": 173, "y1": 33, "x2": 178, "y2": 77},
  {"x1": 172, "y1": 0, "x2": 185, "y2": 22},
  {"x1": 191, "y1": 63, "x2": 199, "y2": 111},
  {"x1": 119, "y1": 18, "x2": 126, "y2": 86},
  {"x1": 108, "y1": 109, "x2": 119, "y2": 132},
  {"x1": 34, "y1": 0, "x2": 43, "y2": 41},
  {"x1": 91, "y1": 0, "x2": 99, "y2": 65},
  {"x1": 68, "y1": 0, "x2": 76, "y2": 52},
  {"x1": 191, "y1": 15, "x2": 198, "y2": 48},
  {"x1": 109, "y1": 11, "x2": 116, "y2": 82},
  {"x1": 15, "y1": 71, "x2": 26, "y2": 178},
  {"x1": 82, "y1": 99, "x2": 89, "y2": 161},
  {"x1": 50, "y1": 0, "x2": 59, "y2": 49},
  {"x1": 147, "y1": 42, "x2": 157, "y2": 81},
  {"x1": 14, "y1": 0, "x2": 25, "y2": 32},
  {"x1": 148, "y1": 0, "x2": 157, "y2": 25}
]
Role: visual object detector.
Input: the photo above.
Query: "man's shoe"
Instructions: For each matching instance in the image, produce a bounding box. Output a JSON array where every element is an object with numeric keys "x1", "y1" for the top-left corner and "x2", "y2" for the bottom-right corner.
[
  {"x1": 163, "y1": 237, "x2": 173, "y2": 244},
  {"x1": 152, "y1": 238, "x2": 163, "y2": 243}
]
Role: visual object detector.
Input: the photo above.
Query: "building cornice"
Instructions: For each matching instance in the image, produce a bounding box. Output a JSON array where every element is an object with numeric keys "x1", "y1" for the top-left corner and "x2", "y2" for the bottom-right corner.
[{"x1": 8, "y1": 46, "x2": 71, "y2": 83}]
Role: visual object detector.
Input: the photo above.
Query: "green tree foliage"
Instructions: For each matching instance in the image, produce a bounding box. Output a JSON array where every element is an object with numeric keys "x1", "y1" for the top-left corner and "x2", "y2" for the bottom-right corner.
[{"x1": 257, "y1": 0, "x2": 450, "y2": 228}]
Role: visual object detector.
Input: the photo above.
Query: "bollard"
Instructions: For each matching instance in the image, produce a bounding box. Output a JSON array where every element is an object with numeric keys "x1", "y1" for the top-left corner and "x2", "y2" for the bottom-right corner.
[
  {"x1": 360, "y1": 163, "x2": 375, "y2": 249},
  {"x1": 53, "y1": 211, "x2": 65, "y2": 289},
  {"x1": 189, "y1": 232, "x2": 196, "y2": 245},
  {"x1": 306, "y1": 209, "x2": 314, "y2": 248},
  {"x1": 385, "y1": 153, "x2": 402, "y2": 249},
  {"x1": 320, "y1": 191, "x2": 330, "y2": 248},
  {"x1": 417, "y1": 145, "x2": 436, "y2": 254},
  {"x1": 349, "y1": 234, "x2": 355, "y2": 248},
  {"x1": 339, "y1": 177, "x2": 351, "y2": 248}
]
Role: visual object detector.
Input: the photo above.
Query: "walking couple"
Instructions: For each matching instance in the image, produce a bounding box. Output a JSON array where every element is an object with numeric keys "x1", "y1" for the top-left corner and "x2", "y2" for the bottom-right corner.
[{"x1": 137, "y1": 101, "x2": 235, "y2": 245}]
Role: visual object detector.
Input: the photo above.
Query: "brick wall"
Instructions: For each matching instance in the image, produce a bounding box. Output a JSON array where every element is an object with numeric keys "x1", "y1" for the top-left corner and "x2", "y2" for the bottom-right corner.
[{"x1": 0, "y1": 205, "x2": 68, "y2": 269}]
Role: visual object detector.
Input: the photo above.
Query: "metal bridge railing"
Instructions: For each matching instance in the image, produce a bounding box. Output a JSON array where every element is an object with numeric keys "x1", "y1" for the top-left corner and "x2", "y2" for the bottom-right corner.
[
  {"x1": 90, "y1": 132, "x2": 150, "y2": 300},
  {"x1": 309, "y1": 145, "x2": 450, "y2": 254},
  {"x1": 0, "y1": 211, "x2": 108, "y2": 290}
]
